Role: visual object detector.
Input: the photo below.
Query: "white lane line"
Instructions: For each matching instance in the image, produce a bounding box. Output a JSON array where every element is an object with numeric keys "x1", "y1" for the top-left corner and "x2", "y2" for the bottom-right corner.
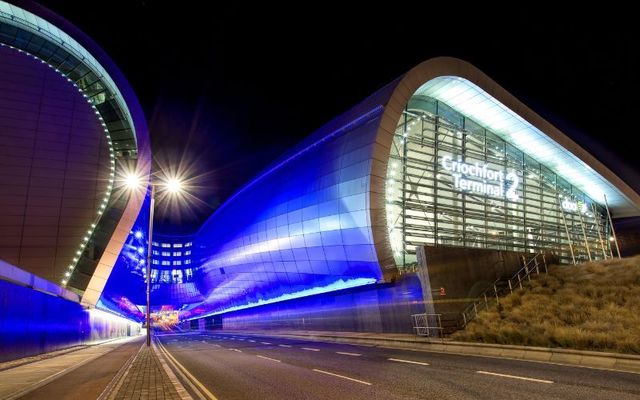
[
  {"x1": 476, "y1": 370, "x2": 553, "y2": 384},
  {"x1": 302, "y1": 347, "x2": 320, "y2": 352},
  {"x1": 256, "y1": 355, "x2": 281, "y2": 363},
  {"x1": 312, "y1": 369, "x2": 372, "y2": 386},
  {"x1": 278, "y1": 344, "x2": 292, "y2": 348},
  {"x1": 388, "y1": 358, "x2": 429, "y2": 366},
  {"x1": 336, "y1": 352, "x2": 361, "y2": 357},
  {"x1": 260, "y1": 342, "x2": 272, "y2": 345},
  {"x1": 248, "y1": 340, "x2": 256, "y2": 343}
]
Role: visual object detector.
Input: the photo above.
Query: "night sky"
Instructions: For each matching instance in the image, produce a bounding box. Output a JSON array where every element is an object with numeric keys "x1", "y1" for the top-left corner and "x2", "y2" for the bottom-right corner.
[{"x1": 36, "y1": 2, "x2": 640, "y2": 233}]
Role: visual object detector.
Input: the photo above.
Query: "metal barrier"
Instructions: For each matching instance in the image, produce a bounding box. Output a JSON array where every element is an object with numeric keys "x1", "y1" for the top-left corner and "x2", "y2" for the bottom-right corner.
[
  {"x1": 411, "y1": 313, "x2": 443, "y2": 337},
  {"x1": 460, "y1": 253, "x2": 548, "y2": 327}
]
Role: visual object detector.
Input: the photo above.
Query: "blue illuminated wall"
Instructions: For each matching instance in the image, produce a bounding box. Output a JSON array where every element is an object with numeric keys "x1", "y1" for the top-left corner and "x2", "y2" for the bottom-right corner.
[
  {"x1": 0, "y1": 279, "x2": 137, "y2": 362},
  {"x1": 218, "y1": 275, "x2": 424, "y2": 333},
  {"x1": 97, "y1": 196, "x2": 204, "y2": 319},
  {"x1": 189, "y1": 103, "x2": 396, "y2": 320},
  {"x1": 97, "y1": 193, "x2": 151, "y2": 321}
]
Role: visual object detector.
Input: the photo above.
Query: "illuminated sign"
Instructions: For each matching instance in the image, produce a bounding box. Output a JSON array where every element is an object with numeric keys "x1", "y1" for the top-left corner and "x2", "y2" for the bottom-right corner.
[
  {"x1": 561, "y1": 198, "x2": 589, "y2": 214},
  {"x1": 441, "y1": 156, "x2": 519, "y2": 201}
]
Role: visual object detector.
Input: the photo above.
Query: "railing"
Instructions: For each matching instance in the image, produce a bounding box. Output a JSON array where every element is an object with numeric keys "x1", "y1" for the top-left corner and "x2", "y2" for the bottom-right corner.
[
  {"x1": 411, "y1": 313, "x2": 444, "y2": 337},
  {"x1": 461, "y1": 253, "x2": 548, "y2": 327}
]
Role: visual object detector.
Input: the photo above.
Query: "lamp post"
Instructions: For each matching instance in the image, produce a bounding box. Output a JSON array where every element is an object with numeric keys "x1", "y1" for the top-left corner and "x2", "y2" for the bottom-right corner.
[
  {"x1": 125, "y1": 173, "x2": 184, "y2": 347},
  {"x1": 145, "y1": 184, "x2": 155, "y2": 347}
]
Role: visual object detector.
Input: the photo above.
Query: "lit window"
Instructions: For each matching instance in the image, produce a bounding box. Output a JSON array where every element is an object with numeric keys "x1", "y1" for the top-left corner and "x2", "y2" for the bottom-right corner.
[
  {"x1": 152, "y1": 259, "x2": 159, "y2": 265},
  {"x1": 173, "y1": 252, "x2": 182, "y2": 257},
  {"x1": 185, "y1": 242, "x2": 192, "y2": 247},
  {"x1": 152, "y1": 241, "x2": 159, "y2": 246},
  {"x1": 184, "y1": 259, "x2": 191, "y2": 264},
  {"x1": 152, "y1": 250, "x2": 159, "y2": 255},
  {"x1": 173, "y1": 243, "x2": 183, "y2": 248},
  {"x1": 161, "y1": 261, "x2": 170, "y2": 266},
  {"x1": 184, "y1": 250, "x2": 191, "y2": 255},
  {"x1": 173, "y1": 260, "x2": 182, "y2": 265},
  {"x1": 162, "y1": 251, "x2": 170, "y2": 256},
  {"x1": 161, "y1": 243, "x2": 171, "y2": 248}
]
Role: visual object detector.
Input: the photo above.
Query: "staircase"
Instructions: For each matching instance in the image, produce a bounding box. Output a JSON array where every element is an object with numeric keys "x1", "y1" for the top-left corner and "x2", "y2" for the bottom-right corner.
[{"x1": 412, "y1": 253, "x2": 549, "y2": 337}]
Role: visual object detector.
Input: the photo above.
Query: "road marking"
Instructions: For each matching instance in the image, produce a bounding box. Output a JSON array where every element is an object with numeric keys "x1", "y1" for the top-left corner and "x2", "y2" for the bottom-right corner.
[
  {"x1": 257, "y1": 355, "x2": 281, "y2": 363},
  {"x1": 476, "y1": 370, "x2": 553, "y2": 384},
  {"x1": 312, "y1": 369, "x2": 372, "y2": 385},
  {"x1": 248, "y1": 340, "x2": 256, "y2": 343},
  {"x1": 302, "y1": 347, "x2": 320, "y2": 352},
  {"x1": 260, "y1": 341, "x2": 272, "y2": 345},
  {"x1": 156, "y1": 340, "x2": 219, "y2": 400},
  {"x1": 229, "y1": 348, "x2": 242, "y2": 353},
  {"x1": 278, "y1": 344, "x2": 292, "y2": 348},
  {"x1": 336, "y1": 352, "x2": 361, "y2": 357},
  {"x1": 388, "y1": 358, "x2": 429, "y2": 366}
]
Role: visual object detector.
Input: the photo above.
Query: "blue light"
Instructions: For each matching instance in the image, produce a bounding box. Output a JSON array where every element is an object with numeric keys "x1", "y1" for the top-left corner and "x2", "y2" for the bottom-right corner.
[
  {"x1": 187, "y1": 277, "x2": 377, "y2": 321},
  {"x1": 137, "y1": 247, "x2": 145, "y2": 255}
]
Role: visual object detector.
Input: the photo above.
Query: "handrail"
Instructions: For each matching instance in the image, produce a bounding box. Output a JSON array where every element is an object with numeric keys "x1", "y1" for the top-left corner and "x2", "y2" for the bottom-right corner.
[{"x1": 460, "y1": 253, "x2": 547, "y2": 327}]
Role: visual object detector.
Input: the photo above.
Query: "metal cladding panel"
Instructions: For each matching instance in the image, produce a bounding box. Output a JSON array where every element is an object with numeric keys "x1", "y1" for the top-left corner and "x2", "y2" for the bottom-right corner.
[
  {"x1": 188, "y1": 113, "x2": 386, "y2": 319},
  {"x1": 0, "y1": 44, "x2": 109, "y2": 282}
]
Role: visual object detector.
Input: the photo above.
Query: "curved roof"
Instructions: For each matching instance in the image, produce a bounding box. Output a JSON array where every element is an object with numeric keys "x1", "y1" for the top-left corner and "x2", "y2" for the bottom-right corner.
[
  {"x1": 369, "y1": 57, "x2": 640, "y2": 269},
  {"x1": 0, "y1": 1, "x2": 151, "y2": 302}
]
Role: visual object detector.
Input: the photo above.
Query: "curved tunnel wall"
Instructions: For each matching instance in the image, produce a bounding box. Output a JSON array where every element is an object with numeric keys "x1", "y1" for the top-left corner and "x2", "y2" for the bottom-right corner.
[
  {"x1": 191, "y1": 106, "x2": 392, "y2": 319},
  {"x1": 0, "y1": 43, "x2": 111, "y2": 282},
  {"x1": 0, "y1": 1, "x2": 151, "y2": 318}
]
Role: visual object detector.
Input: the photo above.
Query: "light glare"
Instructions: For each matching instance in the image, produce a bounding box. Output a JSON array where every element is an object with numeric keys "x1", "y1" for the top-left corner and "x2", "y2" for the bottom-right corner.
[{"x1": 165, "y1": 178, "x2": 183, "y2": 194}]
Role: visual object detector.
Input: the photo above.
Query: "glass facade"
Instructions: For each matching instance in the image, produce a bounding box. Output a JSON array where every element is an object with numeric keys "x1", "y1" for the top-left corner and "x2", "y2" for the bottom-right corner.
[{"x1": 385, "y1": 94, "x2": 612, "y2": 268}]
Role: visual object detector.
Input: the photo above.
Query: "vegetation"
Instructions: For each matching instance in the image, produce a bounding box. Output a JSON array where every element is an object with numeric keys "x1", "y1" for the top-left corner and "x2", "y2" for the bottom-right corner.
[{"x1": 451, "y1": 255, "x2": 640, "y2": 354}]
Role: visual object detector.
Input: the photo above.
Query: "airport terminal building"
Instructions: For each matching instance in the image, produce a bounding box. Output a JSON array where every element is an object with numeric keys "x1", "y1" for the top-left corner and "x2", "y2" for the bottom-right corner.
[
  {"x1": 1, "y1": 1, "x2": 639, "y2": 342},
  {"x1": 185, "y1": 58, "x2": 640, "y2": 327}
]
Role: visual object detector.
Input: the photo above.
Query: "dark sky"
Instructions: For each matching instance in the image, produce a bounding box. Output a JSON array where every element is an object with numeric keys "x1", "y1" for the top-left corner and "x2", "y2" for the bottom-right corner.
[{"x1": 37, "y1": 2, "x2": 640, "y2": 233}]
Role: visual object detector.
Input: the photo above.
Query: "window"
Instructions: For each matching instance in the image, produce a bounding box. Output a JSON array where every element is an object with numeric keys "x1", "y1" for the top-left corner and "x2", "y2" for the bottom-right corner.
[
  {"x1": 173, "y1": 243, "x2": 183, "y2": 248},
  {"x1": 162, "y1": 251, "x2": 170, "y2": 256},
  {"x1": 184, "y1": 259, "x2": 191, "y2": 264},
  {"x1": 152, "y1": 259, "x2": 159, "y2": 265},
  {"x1": 184, "y1": 250, "x2": 191, "y2": 255},
  {"x1": 161, "y1": 243, "x2": 171, "y2": 248},
  {"x1": 173, "y1": 260, "x2": 182, "y2": 265},
  {"x1": 152, "y1": 250, "x2": 159, "y2": 255},
  {"x1": 171, "y1": 269, "x2": 183, "y2": 284},
  {"x1": 173, "y1": 252, "x2": 182, "y2": 257},
  {"x1": 161, "y1": 261, "x2": 170, "y2": 266},
  {"x1": 152, "y1": 241, "x2": 159, "y2": 246},
  {"x1": 185, "y1": 242, "x2": 192, "y2": 247}
]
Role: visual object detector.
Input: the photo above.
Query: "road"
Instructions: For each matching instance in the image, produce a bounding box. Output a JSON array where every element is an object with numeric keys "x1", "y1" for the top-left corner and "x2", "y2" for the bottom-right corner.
[
  {"x1": 19, "y1": 337, "x2": 143, "y2": 400},
  {"x1": 157, "y1": 332, "x2": 640, "y2": 400}
]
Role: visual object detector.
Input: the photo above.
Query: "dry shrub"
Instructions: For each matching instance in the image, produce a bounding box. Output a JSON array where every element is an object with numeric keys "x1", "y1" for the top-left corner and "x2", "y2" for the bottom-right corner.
[{"x1": 451, "y1": 255, "x2": 640, "y2": 354}]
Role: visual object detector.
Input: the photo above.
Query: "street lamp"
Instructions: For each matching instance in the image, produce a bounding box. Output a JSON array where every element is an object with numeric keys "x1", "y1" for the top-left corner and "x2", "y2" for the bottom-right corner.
[{"x1": 125, "y1": 172, "x2": 185, "y2": 347}]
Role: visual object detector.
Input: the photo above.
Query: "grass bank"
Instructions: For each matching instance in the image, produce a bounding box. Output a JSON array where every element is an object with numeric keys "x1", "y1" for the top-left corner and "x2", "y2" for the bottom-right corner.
[{"x1": 451, "y1": 255, "x2": 640, "y2": 354}]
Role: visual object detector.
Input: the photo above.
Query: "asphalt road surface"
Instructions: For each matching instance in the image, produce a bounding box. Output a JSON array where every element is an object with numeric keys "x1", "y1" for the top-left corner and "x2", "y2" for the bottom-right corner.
[{"x1": 157, "y1": 332, "x2": 640, "y2": 400}]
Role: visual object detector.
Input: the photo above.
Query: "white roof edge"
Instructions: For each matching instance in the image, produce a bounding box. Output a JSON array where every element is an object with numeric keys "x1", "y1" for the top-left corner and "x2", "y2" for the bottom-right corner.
[{"x1": 416, "y1": 76, "x2": 640, "y2": 218}]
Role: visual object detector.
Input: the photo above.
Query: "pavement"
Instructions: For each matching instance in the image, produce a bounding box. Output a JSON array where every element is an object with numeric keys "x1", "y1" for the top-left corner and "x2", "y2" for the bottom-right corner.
[
  {"x1": 0, "y1": 335, "x2": 185, "y2": 400},
  {"x1": 0, "y1": 336, "x2": 141, "y2": 400},
  {"x1": 157, "y1": 331, "x2": 640, "y2": 400},
  {"x1": 105, "y1": 344, "x2": 183, "y2": 400}
]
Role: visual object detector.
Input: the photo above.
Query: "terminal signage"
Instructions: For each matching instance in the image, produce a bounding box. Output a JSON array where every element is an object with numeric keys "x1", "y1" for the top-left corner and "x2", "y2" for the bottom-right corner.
[
  {"x1": 561, "y1": 198, "x2": 589, "y2": 214},
  {"x1": 440, "y1": 155, "x2": 520, "y2": 201}
]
